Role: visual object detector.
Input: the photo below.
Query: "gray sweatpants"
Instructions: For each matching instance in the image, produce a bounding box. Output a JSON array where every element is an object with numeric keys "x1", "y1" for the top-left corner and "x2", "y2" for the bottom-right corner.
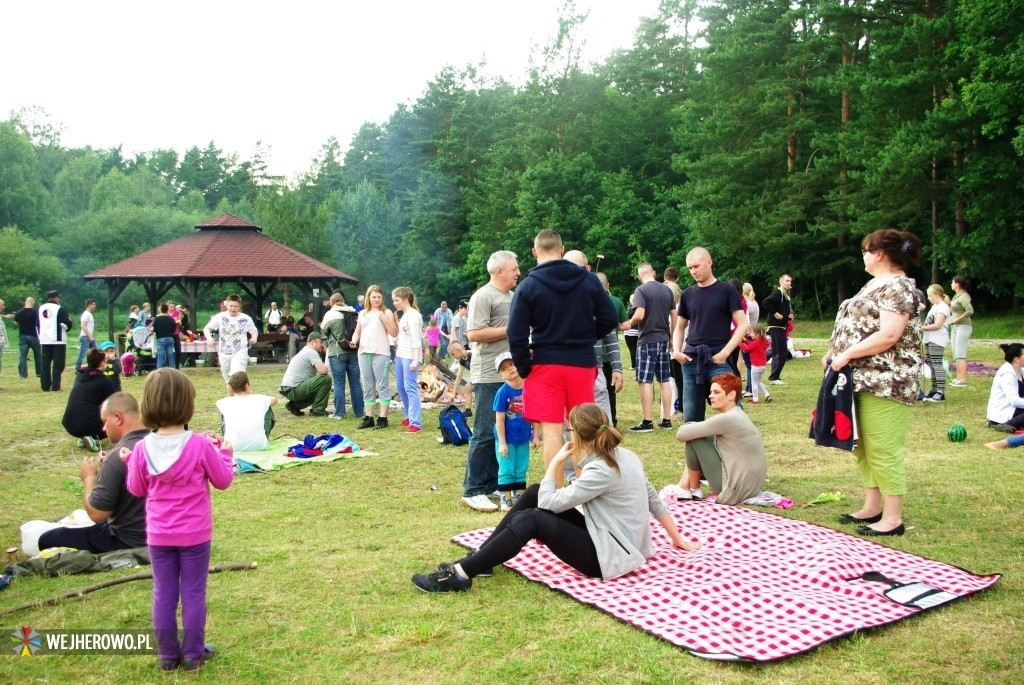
[{"x1": 359, "y1": 352, "x2": 391, "y2": 410}]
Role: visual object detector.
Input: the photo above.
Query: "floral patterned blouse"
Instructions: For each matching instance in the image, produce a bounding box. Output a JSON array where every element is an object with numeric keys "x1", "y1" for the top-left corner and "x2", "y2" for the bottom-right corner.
[{"x1": 828, "y1": 275, "x2": 922, "y2": 406}]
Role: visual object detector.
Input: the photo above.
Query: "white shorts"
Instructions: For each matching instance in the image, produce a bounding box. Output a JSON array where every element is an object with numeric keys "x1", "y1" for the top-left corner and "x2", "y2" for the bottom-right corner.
[{"x1": 219, "y1": 348, "x2": 250, "y2": 383}]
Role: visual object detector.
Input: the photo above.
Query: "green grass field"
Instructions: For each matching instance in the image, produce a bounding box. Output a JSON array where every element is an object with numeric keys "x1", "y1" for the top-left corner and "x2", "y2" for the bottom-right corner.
[{"x1": 1, "y1": 337, "x2": 1022, "y2": 684}]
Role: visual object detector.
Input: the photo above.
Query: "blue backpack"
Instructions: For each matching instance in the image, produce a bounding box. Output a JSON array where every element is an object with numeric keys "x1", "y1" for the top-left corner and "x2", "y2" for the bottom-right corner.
[{"x1": 439, "y1": 405, "x2": 473, "y2": 446}]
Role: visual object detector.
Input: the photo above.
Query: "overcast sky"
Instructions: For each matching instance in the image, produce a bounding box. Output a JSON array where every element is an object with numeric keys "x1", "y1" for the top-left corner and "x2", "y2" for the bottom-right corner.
[{"x1": 3, "y1": 1, "x2": 662, "y2": 180}]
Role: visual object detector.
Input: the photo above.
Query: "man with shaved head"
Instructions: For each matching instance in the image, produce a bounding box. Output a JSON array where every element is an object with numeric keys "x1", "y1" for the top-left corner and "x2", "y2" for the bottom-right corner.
[
  {"x1": 564, "y1": 251, "x2": 624, "y2": 426},
  {"x1": 38, "y1": 392, "x2": 149, "y2": 552},
  {"x1": 15, "y1": 296, "x2": 40, "y2": 379},
  {"x1": 671, "y1": 247, "x2": 748, "y2": 424}
]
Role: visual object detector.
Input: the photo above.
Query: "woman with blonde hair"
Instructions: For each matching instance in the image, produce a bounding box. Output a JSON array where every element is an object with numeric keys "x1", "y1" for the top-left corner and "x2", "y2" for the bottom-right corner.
[
  {"x1": 412, "y1": 403, "x2": 700, "y2": 593},
  {"x1": 392, "y1": 286, "x2": 424, "y2": 433},
  {"x1": 741, "y1": 283, "x2": 759, "y2": 396},
  {"x1": 355, "y1": 285, "x2": 398, "y2": 430},
  {"x1": 920, "y1": 284, "x2": 951, "y2": 402}
]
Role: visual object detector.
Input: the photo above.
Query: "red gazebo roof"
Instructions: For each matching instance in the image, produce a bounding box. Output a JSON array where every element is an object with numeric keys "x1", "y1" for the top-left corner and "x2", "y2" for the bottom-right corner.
[{"x1": 84, "y1": 214, "x2": 355, "y2": 281}]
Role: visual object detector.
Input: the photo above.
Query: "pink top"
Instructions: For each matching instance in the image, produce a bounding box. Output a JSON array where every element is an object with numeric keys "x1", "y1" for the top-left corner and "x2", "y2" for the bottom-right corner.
[
  {"x1": 425, "y1": 326, "x2": 441, "y2": 346},
  {"x1": 126, "y1": 432, "x2": 234, "y2": 547}
]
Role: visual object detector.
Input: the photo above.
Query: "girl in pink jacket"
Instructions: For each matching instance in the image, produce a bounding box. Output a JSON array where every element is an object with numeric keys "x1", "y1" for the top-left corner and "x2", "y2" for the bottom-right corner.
[{"x1": 125, "y1": 368, "x2": 234, "y2": 674}]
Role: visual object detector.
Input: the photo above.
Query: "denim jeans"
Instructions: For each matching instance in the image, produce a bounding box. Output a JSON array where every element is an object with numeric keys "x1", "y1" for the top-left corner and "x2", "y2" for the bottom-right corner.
[
  {"x1": 75, "y1": 334, "x2": 95, "y2": 370},
  {"x1": 19, "y1": 335, "x2": 40, "y2": 378},
  {"x1": 156, "y1": 337, "x2": 176, "y2": 368},
  {"x1": 463, "y1": 382, "x2": 500, "y2": 497},
  {"x1": 681, "y1": 359, "x2": 733, "y2": 423},
  {"x1": 394, "y1": 356, "x2": 421, "y2": 428},
  {"x1": 741, "y1": 350, "x2": 753, "y2": 392},
  {"x1": 328, "y1": 353, "x2": 364, "y2": 417}
]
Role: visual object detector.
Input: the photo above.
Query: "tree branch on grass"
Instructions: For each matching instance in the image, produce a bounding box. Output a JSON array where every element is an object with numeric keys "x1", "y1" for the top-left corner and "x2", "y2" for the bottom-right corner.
[{"x1": 0, "y1": 562, "x2": 257, "y2": 616}]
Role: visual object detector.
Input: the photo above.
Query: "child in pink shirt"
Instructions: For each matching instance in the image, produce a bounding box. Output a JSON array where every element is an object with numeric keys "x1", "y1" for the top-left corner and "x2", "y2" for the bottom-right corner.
[
  {"x1": 125, "y1": 368, "x2": 234, "y2": 673},
  {"x1": 424, "y1": 316, "x2": 441, "y2": 364}
]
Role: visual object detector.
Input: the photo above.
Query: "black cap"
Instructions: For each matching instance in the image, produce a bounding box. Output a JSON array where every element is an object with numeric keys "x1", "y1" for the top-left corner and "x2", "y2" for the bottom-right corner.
[{"x1": 46, "y1": 290, "x2": 60, "y2": 299}]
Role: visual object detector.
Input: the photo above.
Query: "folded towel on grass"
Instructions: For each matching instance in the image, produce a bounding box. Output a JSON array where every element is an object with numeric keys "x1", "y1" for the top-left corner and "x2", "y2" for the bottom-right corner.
[{"x1": 233, "y1": 438, "x2": 375, "y2": 473}]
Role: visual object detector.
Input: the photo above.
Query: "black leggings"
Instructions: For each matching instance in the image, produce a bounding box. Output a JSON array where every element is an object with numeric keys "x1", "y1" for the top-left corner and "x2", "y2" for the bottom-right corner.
[
  {"x1": 670, "y1": 358, "x2": 684, "y2": 410},
  {"x1": 602, "y1": 361, "x2": 618, "y2": 426},
  {"x1": 458, "y1": 484, "x2": 601, "y2": 579},
  {"x1": 625, "y1": 335, "x2": 638, "y2": 369},
  {"x1": 1005, "y1": 408, "x2": 1024, "y2": 430}
]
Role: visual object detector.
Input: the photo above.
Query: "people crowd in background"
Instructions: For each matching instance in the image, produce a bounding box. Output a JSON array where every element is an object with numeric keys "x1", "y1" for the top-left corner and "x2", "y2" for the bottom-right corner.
[{"x1": 8, "y1": 224, "x2": 1014, "y2": 556}]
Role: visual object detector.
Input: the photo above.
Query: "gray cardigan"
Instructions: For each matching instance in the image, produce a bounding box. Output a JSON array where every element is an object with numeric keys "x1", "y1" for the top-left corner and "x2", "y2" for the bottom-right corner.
[{"x1": 538, "y1": 447, "x2": 668, "y2": 580}]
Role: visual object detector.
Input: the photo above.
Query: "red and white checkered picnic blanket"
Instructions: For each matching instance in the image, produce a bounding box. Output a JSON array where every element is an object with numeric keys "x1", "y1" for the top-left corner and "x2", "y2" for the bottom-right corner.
[{"x1": 452, "y1": 501, "x2": 999, "y2": 662}]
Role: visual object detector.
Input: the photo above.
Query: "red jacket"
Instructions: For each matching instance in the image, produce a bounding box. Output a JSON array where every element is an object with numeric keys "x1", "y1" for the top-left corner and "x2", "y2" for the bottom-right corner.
[{"x1": 740, "y1": 337, "x2": 770, "y2": 367}]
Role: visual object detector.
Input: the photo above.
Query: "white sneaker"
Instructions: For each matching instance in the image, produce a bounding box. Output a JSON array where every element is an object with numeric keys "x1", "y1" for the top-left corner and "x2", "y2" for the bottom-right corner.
[
  {"x1": 689, "y1": 488, "x2": 704, "y2": 500},
  {"x1": 769, "y1": 379, "x2": 785, "y2": 385},
  {"x1": 660, "y1": 484, "x2": 689, "y2": 501},
  {"x1": 461, "y1": 495, "x2": 498, "y2": 512}
]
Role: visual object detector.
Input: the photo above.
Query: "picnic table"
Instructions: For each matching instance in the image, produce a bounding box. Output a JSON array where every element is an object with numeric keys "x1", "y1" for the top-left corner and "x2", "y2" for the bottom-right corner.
[{"x1": 180, "y1": 340, "x2": 216, "y2": 367}]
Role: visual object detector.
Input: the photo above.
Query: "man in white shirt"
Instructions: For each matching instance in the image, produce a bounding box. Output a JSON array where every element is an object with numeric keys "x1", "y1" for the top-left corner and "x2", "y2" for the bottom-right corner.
[
  {"x1": 204, "y1": 294, "x2": 259, "y2": 391},
  {"x1": 264, "y1": 301, "x2": 282, "y2": 332},
  {"x1": 217, "y1": 372, "x2": 278, "y2": 452},
  {"x1": 76, "y1": 299, "x2": 98, "y2": 370},
  {"x1": 38, "y1": 290, "x2": 74, "y2": 392}
]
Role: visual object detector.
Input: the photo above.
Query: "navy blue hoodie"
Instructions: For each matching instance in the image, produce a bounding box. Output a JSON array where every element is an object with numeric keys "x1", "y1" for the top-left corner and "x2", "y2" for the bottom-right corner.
[{"x1": 507, "y1": 259, "x2": 619, "y2": 377}]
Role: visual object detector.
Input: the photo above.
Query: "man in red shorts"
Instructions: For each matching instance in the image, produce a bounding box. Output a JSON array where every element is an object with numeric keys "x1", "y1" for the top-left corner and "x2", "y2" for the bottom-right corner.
[{"x1": 507, "y1": 229, "x2": 620, "y2": 472}]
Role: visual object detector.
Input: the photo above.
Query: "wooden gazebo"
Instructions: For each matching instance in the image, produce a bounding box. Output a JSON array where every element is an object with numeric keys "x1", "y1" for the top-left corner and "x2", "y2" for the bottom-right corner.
[{"x1": 83, "y1": 213, "x2": 357, "y2": 339}]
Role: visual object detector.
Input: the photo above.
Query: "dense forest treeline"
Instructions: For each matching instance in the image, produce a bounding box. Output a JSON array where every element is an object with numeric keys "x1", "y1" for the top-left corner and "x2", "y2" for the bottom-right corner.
[{"x1": 2, "y1": 0, "x2": 1021, "y2": 316}]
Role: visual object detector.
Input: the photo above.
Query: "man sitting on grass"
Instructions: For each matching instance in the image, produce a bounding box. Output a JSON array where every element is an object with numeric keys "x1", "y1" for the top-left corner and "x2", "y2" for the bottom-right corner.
[
  {"x1": 217, "y1": 372, "x2": 278, "y2": 451},
  {"x1": 39, "y1": 392, "x2": 149, "y2": 553}
]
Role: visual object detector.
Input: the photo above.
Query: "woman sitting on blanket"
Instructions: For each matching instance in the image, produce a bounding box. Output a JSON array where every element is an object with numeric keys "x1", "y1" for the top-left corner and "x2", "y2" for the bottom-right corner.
[
  {"x1": 669, "y1": 373, "x2": 768, "y2": 505},
  {"x1": 412, "y1": 403, "x2": 700, "y2": 593},
  {"x1": 985, "y1": 342, "x2": 1024, "y2": 434}
]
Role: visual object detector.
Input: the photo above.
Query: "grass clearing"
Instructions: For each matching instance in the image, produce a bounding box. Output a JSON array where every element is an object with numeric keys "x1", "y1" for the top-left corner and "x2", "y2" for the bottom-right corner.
[{"x1": 1, "y1": 338, "x2": 1022, "y2": 683}]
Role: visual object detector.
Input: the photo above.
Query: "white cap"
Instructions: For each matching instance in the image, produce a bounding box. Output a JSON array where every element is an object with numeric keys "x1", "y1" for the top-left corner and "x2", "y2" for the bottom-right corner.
[{"x1": 494, "y1": 351, "x2": 514, "y2": 373}]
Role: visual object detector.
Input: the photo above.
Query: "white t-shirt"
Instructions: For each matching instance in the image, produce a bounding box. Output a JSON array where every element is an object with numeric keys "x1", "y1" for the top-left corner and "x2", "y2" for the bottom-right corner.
[
  {"x1": 206, "y1": 312, "x2": 258, "y2": 355},
  {"x1": 216, "y1": 393, "x2": 273, "y2": 452},
  {"x1": 395, "y1": 309, "x2": 423, "y2": 361},
  {"x1": 923, "y1": 302, "x2": 951, "y2": 348},
  {"x1": 358, "y1": 310, "x2": 391, "y2": 356},
  {"x1": 81, "y1": 310, "x2": 95, "y2": 338}
]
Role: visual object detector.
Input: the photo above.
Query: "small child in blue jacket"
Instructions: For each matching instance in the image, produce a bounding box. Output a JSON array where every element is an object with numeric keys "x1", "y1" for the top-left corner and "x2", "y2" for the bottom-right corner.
[{"x1": 493, "y1": 352, "x2": 538, "y2": 511}]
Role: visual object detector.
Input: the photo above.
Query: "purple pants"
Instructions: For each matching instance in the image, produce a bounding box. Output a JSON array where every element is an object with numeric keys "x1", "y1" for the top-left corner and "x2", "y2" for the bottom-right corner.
[{"x1": 150, "y1": 541, "x2": 211, "y2": 662}]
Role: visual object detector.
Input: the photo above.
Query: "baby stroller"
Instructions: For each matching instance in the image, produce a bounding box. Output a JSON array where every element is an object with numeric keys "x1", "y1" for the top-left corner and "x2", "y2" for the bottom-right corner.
[{"x1": 122, "y1": 326, "x2": 156, "y2": 376}]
